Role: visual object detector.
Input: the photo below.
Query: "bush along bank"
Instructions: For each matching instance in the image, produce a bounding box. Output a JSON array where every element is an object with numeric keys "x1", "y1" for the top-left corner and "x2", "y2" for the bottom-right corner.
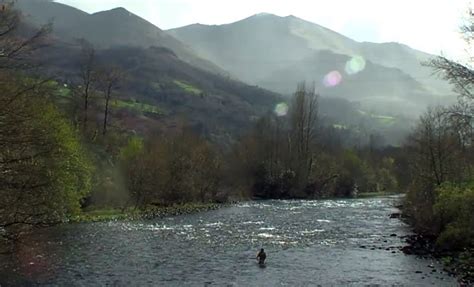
[{"x1": 402, "y1": 182, "x2": 474, "y2": 286}]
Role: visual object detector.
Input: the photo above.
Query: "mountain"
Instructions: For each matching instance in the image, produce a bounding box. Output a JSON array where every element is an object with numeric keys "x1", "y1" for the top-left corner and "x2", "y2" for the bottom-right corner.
[
  {"x1": 14, "y1": 2, "x2": 429, "y2": 144},
  {"x1": 39, "y1": 43, "x2": 281, "y2": 144},
  {"x1": 258, "y1": 50, "x2": 434, "y2": 115},
  {"x1": 13, "y1": 1, "x2": 280, "y2": 143},
  {"x1": 168, "y1": 13, "x2": 454, "y2": 115},
  {"x1": 15, "y1": 0, "x2": 224, "y2": 75}
]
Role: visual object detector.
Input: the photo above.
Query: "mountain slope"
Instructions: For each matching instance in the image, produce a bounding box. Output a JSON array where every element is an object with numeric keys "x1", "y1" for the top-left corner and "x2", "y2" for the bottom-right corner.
[
  {"x1": 168, "y1": 13, "x2": 454, "y2": 115},
  {"x1": 13, "y1": 1, "x2": 280, "y2": 143},
  {"x1": 41, "y1": 42, "x2": 280, "y2": 143},
  {"x1": 258, "y1": 50, "x2": 450, "y2": 115},
  {"x1": 16, "y1": 0, "x2": 224, "y2": 75}
]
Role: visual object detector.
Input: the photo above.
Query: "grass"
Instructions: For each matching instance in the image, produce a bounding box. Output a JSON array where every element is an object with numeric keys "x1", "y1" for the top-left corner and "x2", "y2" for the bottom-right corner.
[
  {"x1": 357, "y1": 191, "x2": 400, "y2": 198},
  {"x1": 173, "y1": 80, "x2": 202, "y2": 95},
  {"x1": 46, "y1": 80, "x2": 72, "y2": 98},
  {"x1": 333, "y1": 124, "x2": 348, "y2": 130},
  {"x1": 358, "y1": 110, "x2": 397, "y2": 125},
  {"x1": 68, "y1": 208, "x2": 137, "y2": 223},
  {"x1": 151, "y1": 82, "x2": 162, "y2": 92},
  {"x1": 372, "y1": 115, "x2": 396, "y2": 125},
  {"x1": 112, "y1": 99, "x2": 166, "y2": 115},
  {"x1": 69, "y1": 203, "x2": 221, "y2": 223}
]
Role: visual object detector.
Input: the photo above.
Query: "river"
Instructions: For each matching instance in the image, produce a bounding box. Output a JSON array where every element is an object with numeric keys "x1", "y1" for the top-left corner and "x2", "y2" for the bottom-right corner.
[{"x1": 0, "y1": 196, "x2": 459, "y2": 286}]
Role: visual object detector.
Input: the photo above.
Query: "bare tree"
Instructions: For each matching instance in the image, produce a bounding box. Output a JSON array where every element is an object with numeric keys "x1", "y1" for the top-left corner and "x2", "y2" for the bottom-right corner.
[
  {"x1": 407, "y1": 106, "x2": 464, "y2": 187},
  {"x1": 76, "y1": 39, "x2": 96, "y2": 129},
  {"x1": 97, "y1": 66, "x2": 122, "y2": 135},
  {"x1": 0, "y1": 2, "x2": 51, "y2": 70},
  {"x1": 424, "y1": 7, "x2": 474, "y2": 176},
  {"x1": 426, "y1": 8, "x2": 474, "y2": 145},
  {"x1": 288, "y1": 82, "x2": 319, "y2": 187}
]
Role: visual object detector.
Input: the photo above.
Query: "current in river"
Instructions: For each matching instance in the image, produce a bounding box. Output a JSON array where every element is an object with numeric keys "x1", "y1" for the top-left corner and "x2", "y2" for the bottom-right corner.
[{"x1": 0, "y1": 196, "x2": 458, "y2": 286}]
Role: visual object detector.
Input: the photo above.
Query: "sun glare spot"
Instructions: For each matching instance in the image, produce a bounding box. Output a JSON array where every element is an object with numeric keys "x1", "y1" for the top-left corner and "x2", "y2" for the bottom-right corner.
[
  {"x1": 323, "y1": 71, "x2": 342, "y2": 87},
  {"x1": 274, "y1": 102, "x2": 289, "y2": 116},
  {"x1": 345, "y1": 56, "x2": 366, "y2": 75}
]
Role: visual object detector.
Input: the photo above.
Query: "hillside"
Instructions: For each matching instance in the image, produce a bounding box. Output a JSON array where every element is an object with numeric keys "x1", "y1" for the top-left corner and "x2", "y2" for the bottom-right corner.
[
  {"x1": 41, "y1": 43, "x2": 280, "y2": 143},
  {"x1": 258, "y1": 50, "x2": 443, "y2": 115},
  {"x1": 15, "y1": 2, "x2": 419, "y2": 145},
  {"x1": 168, "y1": 13, "x2": 455, "y2": 116},
  {"x1": 15, "y1": 0, "x2": 224, "y2": 75}
]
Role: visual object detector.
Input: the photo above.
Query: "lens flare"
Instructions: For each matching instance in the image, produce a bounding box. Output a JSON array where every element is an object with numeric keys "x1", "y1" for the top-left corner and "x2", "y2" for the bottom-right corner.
[
  {"x1": 323, "y1": 71, "x2": 342, "y2": 87},
  {"x1": 274, "y1": 102, "x2": 289, "y2": 117},
  {"x1": 345, "y1": 56, "x2": 366, "y2": 75}
]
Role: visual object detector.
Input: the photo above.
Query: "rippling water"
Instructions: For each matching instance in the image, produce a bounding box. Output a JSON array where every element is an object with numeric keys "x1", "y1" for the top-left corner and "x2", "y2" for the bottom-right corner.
[{"x1": 0, "y1": 196, "x2": 458, "y2": 286}]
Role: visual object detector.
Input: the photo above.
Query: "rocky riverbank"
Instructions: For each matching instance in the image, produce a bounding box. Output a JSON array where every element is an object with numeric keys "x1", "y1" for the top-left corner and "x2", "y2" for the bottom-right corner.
[
  {"x1": 400, "y1": 233, "x2": 474, "y2": 286},
  {"x1": 392, "y1": 205, "x2": 473, "y2": 286}
]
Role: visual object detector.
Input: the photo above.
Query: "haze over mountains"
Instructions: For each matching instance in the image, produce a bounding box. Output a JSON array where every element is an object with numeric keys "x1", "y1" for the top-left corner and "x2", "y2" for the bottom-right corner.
[
  {"x1": 169, "y1": 13, "x2": 454, "y2": 115},
  {"x1": 14, "y1": 0, "x2": 456, "y2": 145}
]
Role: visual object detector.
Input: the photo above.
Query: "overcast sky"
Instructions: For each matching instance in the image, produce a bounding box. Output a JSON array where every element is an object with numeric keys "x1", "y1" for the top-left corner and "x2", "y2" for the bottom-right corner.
[{"x1": 54, "y1": 0, "x2": 470, "y2": 58}]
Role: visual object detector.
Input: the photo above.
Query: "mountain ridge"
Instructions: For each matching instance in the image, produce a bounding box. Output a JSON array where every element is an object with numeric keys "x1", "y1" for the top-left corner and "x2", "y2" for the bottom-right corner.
[
  {"x1": 16, "y1": 0, "x2": 226, "y2": 76},
  {"x1": 168, "y1": 12, "x2": 454, "y2": 115}
]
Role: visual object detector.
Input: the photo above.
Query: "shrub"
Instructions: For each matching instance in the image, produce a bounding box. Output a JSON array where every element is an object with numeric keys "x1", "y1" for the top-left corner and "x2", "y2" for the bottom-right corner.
[{"x1": 433, "y1": 182, "x2": 474, "y2": 250}]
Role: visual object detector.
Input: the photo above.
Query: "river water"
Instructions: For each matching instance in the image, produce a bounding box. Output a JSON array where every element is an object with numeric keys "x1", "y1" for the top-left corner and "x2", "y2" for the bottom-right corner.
[{"x1": 0, "y1": 196, "x2": 459, "y2": 286}]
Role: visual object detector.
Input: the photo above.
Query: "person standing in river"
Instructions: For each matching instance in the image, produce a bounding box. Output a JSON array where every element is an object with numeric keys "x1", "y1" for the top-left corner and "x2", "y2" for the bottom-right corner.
[{"x1": 256, "y1": 248, "x2": 266, "y2": 264}]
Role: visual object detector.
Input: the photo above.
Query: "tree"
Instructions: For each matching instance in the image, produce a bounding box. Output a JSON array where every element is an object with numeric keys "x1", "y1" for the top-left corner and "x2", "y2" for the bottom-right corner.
[
  {"x1": 0, "y1": 77, "x2": 93, "y2": 239},
  {"x1": 76, "y1": 39, "x2": 96, "y2": 129},
  {"x1": 97, "y1": 66, "x2": 122, "y2": 135},
  {"x1": 426, "y1": 8, "x2": 474, "y2": 147},
  {"x1": 123, "y1": 131, "x2": 222, "y2": 207},
  {"x1": 408, "y1": 107, "x2": 463, "y2": 186},
  {"x1": 404, "y1": 106, "x2": 468, "y2": 233},
  {"x1": 288, "y1": 82, "x2": 319, "y2": 189},
  {"x1": 404, "y1": 7, "x2": 474, "y2": 240},
  {"x1": 234, "y1": 82, "x2": 327, "y2": 199},
  {"x1": 0, "y1": 2, "x2": 50, "y2": 71},
  {"x1": 0, "y1": 3, "x2": 92, "y2": 242}
]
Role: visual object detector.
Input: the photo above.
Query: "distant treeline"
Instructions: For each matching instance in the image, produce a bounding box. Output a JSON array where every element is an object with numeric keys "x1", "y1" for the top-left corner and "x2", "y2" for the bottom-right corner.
[{"x1": 119, "y1": 83, "x2": 400, "y2": 208}]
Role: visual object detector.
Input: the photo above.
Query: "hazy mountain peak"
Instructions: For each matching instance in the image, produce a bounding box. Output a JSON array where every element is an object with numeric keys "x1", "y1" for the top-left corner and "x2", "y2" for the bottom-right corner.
[
  {"x1": 92, "y1": 7, "x2": 134, "y2": 17},
  {"x1": 254, "y1": 12, "x2": 276, "y2": 17},
  {"x1": 241, "y1": 12, "x2": 284, "y2": 22}
]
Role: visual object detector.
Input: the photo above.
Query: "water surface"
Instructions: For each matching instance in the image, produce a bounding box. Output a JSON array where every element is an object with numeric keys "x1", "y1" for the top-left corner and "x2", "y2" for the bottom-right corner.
[{"x1": 0, "y1": 196, "x2": 458, "y2": 286}]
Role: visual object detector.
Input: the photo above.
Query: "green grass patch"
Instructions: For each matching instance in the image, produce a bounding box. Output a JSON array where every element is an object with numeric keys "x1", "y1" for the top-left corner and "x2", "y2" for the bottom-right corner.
[
  {"x1": 112, "y1": 99, "x2": 165, "y2": 115},
  {"x1": 57, "y1": 86, "x2": 71, "y2": 98},
  {"x1": 357, "y1": 191, "x2": 400, "y2": 198},
  {"x1": 151, "y1": 82, "x2": 163, "y2": 92},
  {"x1": 45, "y1": 80, "x2": 72, "y2": 98},
  {"x1": 372, "y1": 115, "x2": 396, "y2": 125},
  {"x1": 358, "y1": 110, "x2": 396, "y2": 125},
  {"x1": 333, "y1": 124, "x2": 347, "y2": 130},
  {"x1": 173, "y1": 80, "x2": 202, "y2": 95},
  {"x1": 70, "y1": 203, "x2": 221, "y2": 223},
  {"x1": 69, "y1": 208, "x2": 138, "y2": 223}
]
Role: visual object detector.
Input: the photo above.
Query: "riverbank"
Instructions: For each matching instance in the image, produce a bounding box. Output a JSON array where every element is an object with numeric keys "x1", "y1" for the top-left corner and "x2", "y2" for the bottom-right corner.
[
  {"x1": 401, "y1": 234, "x2": 474, "y2": 286},
  {"x1": 356, "y1": 191, "x2": 401, "y2": 198},
  {"x1": 69, "y1": 203, "x2": 223, "y2": 223}
]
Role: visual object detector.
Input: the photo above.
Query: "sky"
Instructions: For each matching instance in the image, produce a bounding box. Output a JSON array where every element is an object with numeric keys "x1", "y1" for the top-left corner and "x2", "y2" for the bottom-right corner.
[{"x1": 54, "y1": 0, "x2": 471, "y2": 58}]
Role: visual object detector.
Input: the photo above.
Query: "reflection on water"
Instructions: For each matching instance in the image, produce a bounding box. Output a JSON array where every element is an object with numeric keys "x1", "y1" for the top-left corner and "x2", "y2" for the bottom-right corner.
[{"x1": 0, "y1": 196, "x2": 458, "y2": 286}]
